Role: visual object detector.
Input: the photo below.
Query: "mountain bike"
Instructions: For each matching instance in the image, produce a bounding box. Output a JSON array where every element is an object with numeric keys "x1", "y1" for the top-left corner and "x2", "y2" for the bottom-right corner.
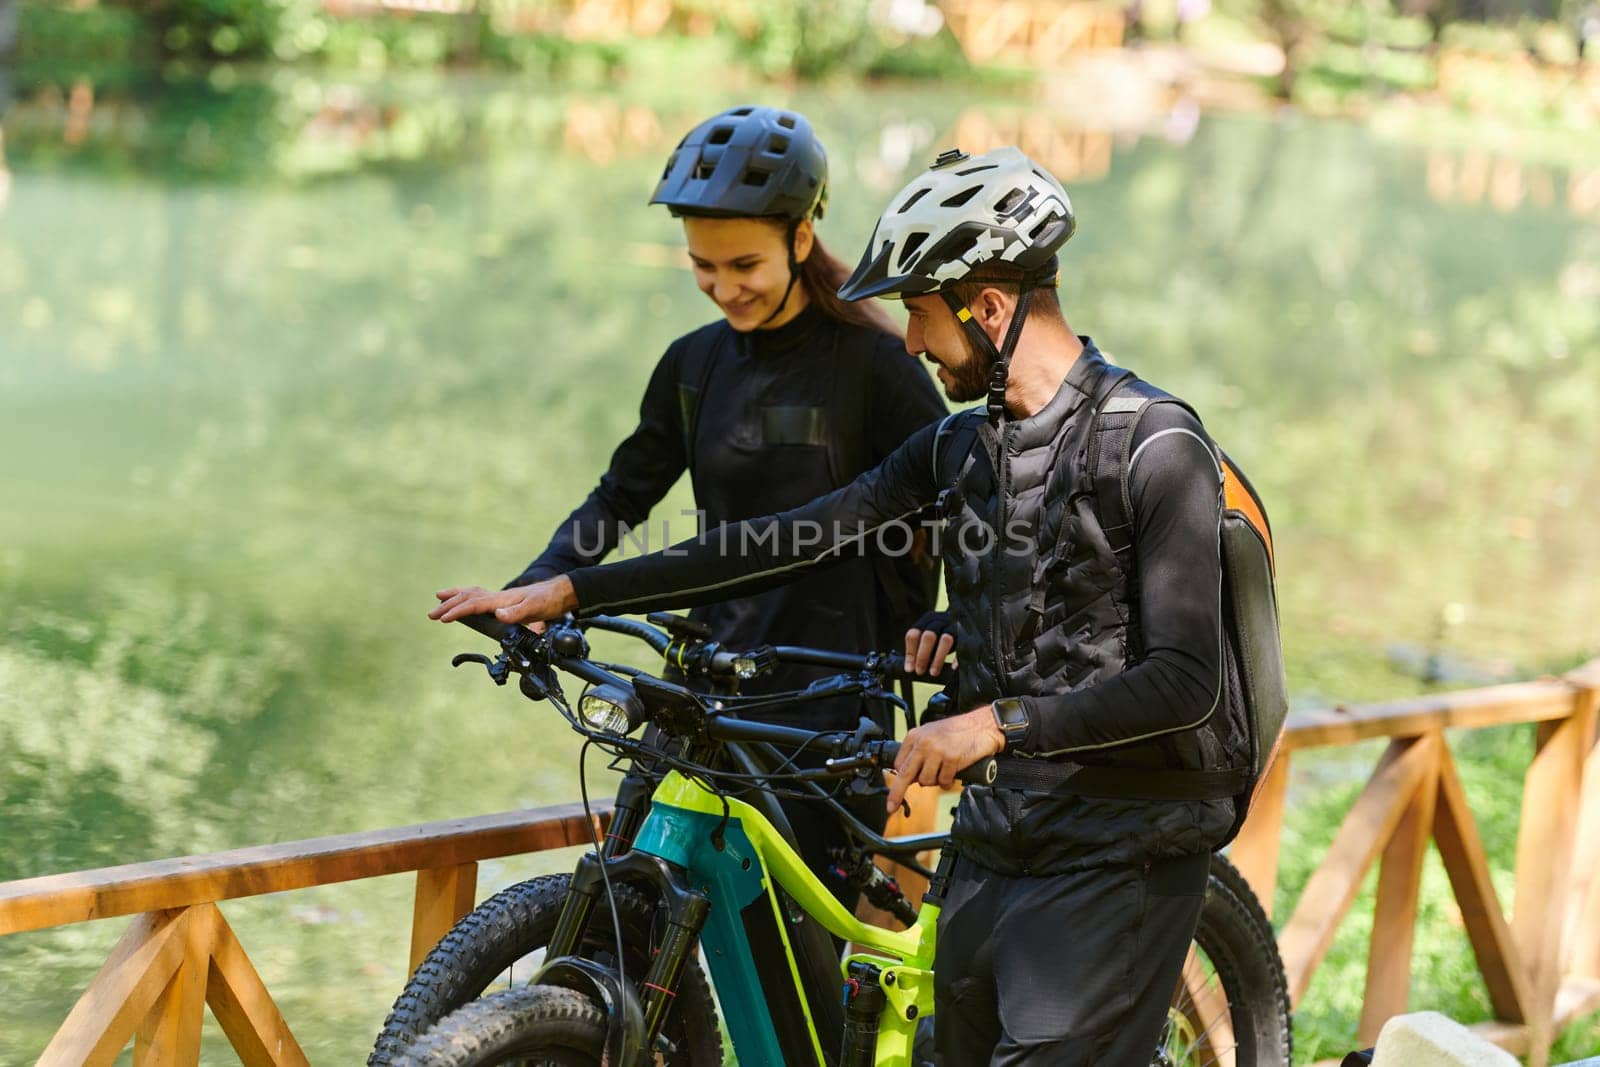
[
  {"x1": 382, "y1": 613, "x2": 1291, "y2": 1066},
  {"x1": 372, "y1": 611, "x2": 946, "y2": 1066}
]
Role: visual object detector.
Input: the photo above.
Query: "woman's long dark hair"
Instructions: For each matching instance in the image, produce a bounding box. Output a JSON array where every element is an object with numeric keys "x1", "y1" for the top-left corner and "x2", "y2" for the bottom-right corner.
[
  {"x1": 757, "y1": 219, "x2": 901, "y2": 339},
  {"x1": 800, "y1": 235, "x2": 903, "y2": 339}
]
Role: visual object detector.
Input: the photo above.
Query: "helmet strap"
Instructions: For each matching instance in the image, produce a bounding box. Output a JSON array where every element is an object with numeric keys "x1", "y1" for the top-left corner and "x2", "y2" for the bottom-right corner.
[
  {"x1": 756, "y1": 219, "x2": 804, "y2": 329},
  {"x1": 940, "y1": 284, "x2": 1035, "y2": 425}
]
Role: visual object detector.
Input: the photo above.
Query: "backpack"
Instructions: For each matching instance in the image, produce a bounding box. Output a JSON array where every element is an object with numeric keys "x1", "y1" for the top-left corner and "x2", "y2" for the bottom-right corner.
[{"x1": 931, "y1": 380, "x2": 1288, "y2": 840}]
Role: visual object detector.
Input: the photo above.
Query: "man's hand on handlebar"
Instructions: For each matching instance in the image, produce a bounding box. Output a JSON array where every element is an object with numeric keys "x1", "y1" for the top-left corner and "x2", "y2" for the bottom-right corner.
[
  {"x1": 904, "y1": 610, "x2": 956, "y2": 677},
  {"x1": 885, "y1": 707, "x2": 1005, "y2": 813},
  {"x1": 430, "y1": 577, "x2": 578, "y2": 627}
]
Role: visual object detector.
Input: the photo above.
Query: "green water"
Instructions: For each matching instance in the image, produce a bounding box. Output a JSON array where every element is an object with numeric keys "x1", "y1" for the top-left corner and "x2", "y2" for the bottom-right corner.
[{"x1": 1, "y1": 67, "x2": 1597, "y2": 1062}]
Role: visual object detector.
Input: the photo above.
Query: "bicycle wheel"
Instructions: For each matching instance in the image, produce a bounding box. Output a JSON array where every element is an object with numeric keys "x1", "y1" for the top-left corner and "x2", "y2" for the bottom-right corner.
[
  {"x1": 370, "y1": 874, "x2": 721, "y2": 1066},
  {"x1": 396, "y1": 985, "x2": 605, "y2": 1067},
  {"x1": 1159, "y1": 854, "x2": 1292, "y2": 1067}
]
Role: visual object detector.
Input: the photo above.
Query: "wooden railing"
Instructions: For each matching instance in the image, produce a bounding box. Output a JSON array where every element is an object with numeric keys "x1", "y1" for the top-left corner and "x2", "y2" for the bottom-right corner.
[
  {"x1": 1231, "y1": 660, "x2": 1600, "y2": 1067},
  {"x1": 3, "y1": 660, "x2": 1597, "y2": 1064},
  {"x1": 0, "y1": 804, "x2": 611, "y2": 1065}
]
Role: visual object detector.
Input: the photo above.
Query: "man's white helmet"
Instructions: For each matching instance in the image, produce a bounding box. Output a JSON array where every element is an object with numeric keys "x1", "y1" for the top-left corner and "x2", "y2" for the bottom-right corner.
[{"x1": 838, "y1": 146, "x2": 1075, "y2": 301}]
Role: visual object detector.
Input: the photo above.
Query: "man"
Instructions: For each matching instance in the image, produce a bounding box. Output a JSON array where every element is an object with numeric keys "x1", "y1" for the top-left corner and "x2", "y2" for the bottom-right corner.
[{"x1": 434, "y1": 146, "x2": 1239, "y2": 1064}]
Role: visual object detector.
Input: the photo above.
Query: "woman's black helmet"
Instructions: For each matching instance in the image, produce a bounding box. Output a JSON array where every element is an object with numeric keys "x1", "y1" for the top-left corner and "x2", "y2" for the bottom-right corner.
[{"x1": 651, "y1": 106, "x2": 828, "y2": 221}]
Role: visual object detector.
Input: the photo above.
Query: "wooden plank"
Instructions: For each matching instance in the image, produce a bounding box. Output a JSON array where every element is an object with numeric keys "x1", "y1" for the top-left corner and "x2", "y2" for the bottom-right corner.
[
  {"x1": 1283, "y1": 679, "x2": 1579, "y2": 751},
  {"x1": 206, "y1": 906, "x2": 309, "y2": 1067},
  {"x1": 38, "y1": 909, "x2": 191, "y2": 1067},
  {"x1": 1432, "y1": 741, "x2": 1532, "y2": 1023},
  {"x1": 134, "y1": 904, "x2": 215, "y2": 1067},
  {"x1": 1513, "y1": 695, "x2": 1598, "y2": 1067},
  {"x1": 0, "y1": 802, "x2": 611, "y2": 936},
  {"x1": 1563, "y1": 685, "x2": 1600, "y2": 980},
  {"x1": 1277, "y1": 737, "x2": 1434, "y2": 1006},
  {"x1": 1228, "y1": 752, "x2": 1289, "y2": 920},
  {"x1": 1359, "y1": 732, "x2": 1441, "y2": 1044},
  {"x1": 409, "y1": 863, "x2": 479, "y2": 976}
]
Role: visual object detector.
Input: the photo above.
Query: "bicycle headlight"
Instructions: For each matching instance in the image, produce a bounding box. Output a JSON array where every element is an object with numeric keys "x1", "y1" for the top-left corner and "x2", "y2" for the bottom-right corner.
[{"x1": 578, "y1": 682, "x2": 644, "y2": 736}]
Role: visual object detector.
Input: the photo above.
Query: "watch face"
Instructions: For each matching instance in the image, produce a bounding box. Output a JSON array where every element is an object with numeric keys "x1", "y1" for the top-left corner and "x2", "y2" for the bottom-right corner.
[{"x1": 995, "y1": 698, "x2": 1027, "y2": 729}]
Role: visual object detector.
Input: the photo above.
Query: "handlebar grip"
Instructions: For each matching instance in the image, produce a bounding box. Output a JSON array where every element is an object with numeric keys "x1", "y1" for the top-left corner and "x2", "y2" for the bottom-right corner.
[
  {"x1": 878, "y1": 743, "x2": 998, "y2": 787},
  {"x1": 458, "y1": 612, "x2": 519, "y2": 643},
  {"x1": 961, "y1": 756, "x2": 998, "y2": 786}
]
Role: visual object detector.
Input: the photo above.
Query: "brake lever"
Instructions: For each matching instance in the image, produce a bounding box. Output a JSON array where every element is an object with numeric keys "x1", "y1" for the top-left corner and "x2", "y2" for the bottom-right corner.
[{"x1": 451, "y1": 652, "x2": 511, "y2": 686}]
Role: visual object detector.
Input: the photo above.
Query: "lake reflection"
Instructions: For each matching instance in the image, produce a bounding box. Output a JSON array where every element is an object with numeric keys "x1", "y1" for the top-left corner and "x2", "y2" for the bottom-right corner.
[{"x1": 1, "y1": 69, "x2": 1596, "y2": 1061}]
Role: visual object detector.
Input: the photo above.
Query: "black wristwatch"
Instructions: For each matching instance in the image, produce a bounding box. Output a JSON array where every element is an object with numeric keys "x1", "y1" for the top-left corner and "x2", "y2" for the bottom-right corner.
[{"x1": 991, "y1": 696, "x2": 1029, "y2": 749}]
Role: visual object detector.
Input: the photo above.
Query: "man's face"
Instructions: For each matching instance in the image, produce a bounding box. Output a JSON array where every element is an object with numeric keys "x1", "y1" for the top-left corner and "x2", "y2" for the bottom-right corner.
[{"x1": 903, "y1": 293, "x2": 992, "y2": 403}]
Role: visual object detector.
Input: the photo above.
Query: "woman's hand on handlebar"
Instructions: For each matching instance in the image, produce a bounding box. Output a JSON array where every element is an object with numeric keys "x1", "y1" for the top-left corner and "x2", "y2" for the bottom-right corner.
[
  {"x1": 884, "y1": 707, "x2": 1004, "y2": 813},
  {"x1": 904, "y1": 610, "x2": 956, "y2": 677},
  {"x1": 430, "y1": 576, "x2": 578, "y2": 627}
]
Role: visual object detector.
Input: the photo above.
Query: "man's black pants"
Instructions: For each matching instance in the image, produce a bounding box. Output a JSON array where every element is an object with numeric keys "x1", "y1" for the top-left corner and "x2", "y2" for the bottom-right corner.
[{"x1": 934, "y1": 851, "x2": 1211, "y2": 1065}]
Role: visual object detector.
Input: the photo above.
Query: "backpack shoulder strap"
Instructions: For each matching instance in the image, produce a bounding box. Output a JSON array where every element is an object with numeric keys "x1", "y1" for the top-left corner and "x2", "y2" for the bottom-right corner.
[
  {"x1": 1089, "y1": 382, "x2": 1209, "y2": 560},
  {"x1": 931, "y1": 407, "x2": 985, "y2": 488}
]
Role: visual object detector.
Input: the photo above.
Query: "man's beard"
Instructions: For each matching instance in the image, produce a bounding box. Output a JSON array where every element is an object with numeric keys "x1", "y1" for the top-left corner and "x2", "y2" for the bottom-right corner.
[{"x1": 939, "y1": 332, "x2": 994, "y2": 403}]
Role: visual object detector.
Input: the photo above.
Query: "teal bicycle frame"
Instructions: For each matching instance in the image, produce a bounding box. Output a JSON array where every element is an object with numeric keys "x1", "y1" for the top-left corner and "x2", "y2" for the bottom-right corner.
[
  {"x1": 638, "y1": 772, "x2": 935, "y2": 1066},
  {"x1": 542, "y1": 767, "x2": 939, "y2": 1067}
]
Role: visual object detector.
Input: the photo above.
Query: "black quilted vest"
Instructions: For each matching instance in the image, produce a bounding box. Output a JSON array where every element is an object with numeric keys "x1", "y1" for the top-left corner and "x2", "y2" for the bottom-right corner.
[
  {"x1": 942, "y1": 344, "x2": 1139, "y2": 717},
  {"x1": 936, "y1": 342, "x2": 1235, "y2": 872}
]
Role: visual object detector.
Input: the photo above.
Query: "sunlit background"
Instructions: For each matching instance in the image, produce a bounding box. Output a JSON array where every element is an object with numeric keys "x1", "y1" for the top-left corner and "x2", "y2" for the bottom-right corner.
[{"x1": 1, "y1": 0, "x2": 1597, "y2": 1061}]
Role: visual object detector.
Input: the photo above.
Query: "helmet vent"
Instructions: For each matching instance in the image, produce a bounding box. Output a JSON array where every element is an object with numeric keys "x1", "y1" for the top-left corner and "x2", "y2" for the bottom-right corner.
[
  {"x1": 943, "y1": 233, "x2": 978, "y2": 262},
  {"x1": 777, "y1": 113, "x2": 797, "y2": 129},
  {"x1": 730, "y1": 106, "x2": 754, "y2": 116},
  {"x1": 1028, "y1": 212, "x2": 1062, "y2": 240},
  {"x1": 995, "y1": 188, "x2": 1026, "y2": 215},
  {"x1": 708, "y1": 126, "x2": 734, "y2": 145},
  {"x1": 694, "y1": 160, "x2": 716, "y2": 180},
  {"x1": 897, "y1": 231, "x2": 929, "y2": 269},
  {"x1": 941, "y1": 185, "x2": 981, "y2": 208},
  {"x1": 954, "y1": 163, "x2": 998, "y2": 176},
  {"x1": 766, "y1": 134, "x2": 790, "y2": 156},
  {"x1": 897, "y1": 187, "x2": 931, "y2": 213},
  {"x1": 742, "y1": 169, "x2": 771, "y2": 187}
]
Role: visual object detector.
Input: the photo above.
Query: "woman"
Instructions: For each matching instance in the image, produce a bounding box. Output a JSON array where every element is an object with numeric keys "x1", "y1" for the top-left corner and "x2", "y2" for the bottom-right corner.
[{"x1": 443, "y1": 106, "x2": 947, "y2": 905}]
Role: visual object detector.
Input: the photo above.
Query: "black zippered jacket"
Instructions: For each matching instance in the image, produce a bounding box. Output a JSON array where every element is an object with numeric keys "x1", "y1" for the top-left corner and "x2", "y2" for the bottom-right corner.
[
  {"x1": 565, "y1": 342, "x2": 1236, "y2": 873},
  {"x1": 510, "y1": 304, "x2": 947, "y2": 730}
]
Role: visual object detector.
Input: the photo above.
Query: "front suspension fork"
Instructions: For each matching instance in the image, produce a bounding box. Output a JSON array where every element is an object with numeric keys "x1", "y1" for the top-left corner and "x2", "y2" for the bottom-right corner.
[{"x1": 546, "y1": 847, "x2": 710, "y2": 1064}]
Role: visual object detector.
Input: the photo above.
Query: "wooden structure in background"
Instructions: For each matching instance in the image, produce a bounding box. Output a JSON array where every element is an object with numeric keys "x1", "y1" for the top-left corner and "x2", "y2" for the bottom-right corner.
[
  {"x1": 3, "y1": 661, "x2": 1598, "y2": 1064},
  {"x1": 949, "y1": 107, "x2": 1114, "y2": 183},
  {"x1": 1, "y1": 806, "x2": 609, "y2": 1066},
  {"x1": 942, "y1": 0, "x2": 1125, "y2": 65},
  {"x1": 316, "y1": 0, "x2": 1127, "y2": 63},
  {"x1": 1231, "y1": 661, "x2": 1600, "y2": 1067}
]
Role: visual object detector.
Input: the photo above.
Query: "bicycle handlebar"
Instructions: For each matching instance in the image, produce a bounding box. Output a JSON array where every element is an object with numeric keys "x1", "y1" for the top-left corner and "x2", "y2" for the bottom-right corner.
[{"x1": 449, "y1": 611, "x2": 992, "y2": 783}]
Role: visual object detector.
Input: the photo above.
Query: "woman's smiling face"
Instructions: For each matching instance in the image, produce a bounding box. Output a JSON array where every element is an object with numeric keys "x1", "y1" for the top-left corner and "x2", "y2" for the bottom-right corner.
[{"x1": 682, "y1": 216, "x2": 812, "y2": 332}]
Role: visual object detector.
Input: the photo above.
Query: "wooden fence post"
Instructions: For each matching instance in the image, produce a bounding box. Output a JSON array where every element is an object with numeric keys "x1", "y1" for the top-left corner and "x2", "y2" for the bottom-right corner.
[
  {"x1": 1563, "y1": 672, "x2": 1600, "y2": 982},
  {"x1": 1512, "y1": 687, "x2": 1598, "y2": 1067},
  {"x1": 1277, "y1": 735, "x2": 1436, "y2": 1006},
  {"x1": 411, "y1": 862, "x2": 480, "y2": 976},
  {"x1": 1230, "y1": 752, "x2": 1290, "y2": 920},
  {"x1": 1360, "y1": 731, "x2": 1442, "y2": 1044},
  {"x1": 133, "y1": 904, "x2": 216, "y2": 1066},
  {"x1": 1433, "y1": 742, "x2": 1532, "y2": 1026}
]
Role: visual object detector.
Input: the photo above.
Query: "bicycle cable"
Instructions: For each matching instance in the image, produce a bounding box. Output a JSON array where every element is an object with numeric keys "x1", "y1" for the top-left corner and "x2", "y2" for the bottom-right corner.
[{"x1": 579, "y1": 740, "x2": 627, "y2": 1001}]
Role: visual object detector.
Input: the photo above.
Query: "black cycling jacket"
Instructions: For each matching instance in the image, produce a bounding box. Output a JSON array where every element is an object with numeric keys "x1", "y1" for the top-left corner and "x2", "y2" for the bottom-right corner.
[
  {"x1": 511, "y1": 302, "x2": 947, "y2": 729},
  {"x1": 565, "y1": 341, "x2": 1235, "y2": 871}
]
